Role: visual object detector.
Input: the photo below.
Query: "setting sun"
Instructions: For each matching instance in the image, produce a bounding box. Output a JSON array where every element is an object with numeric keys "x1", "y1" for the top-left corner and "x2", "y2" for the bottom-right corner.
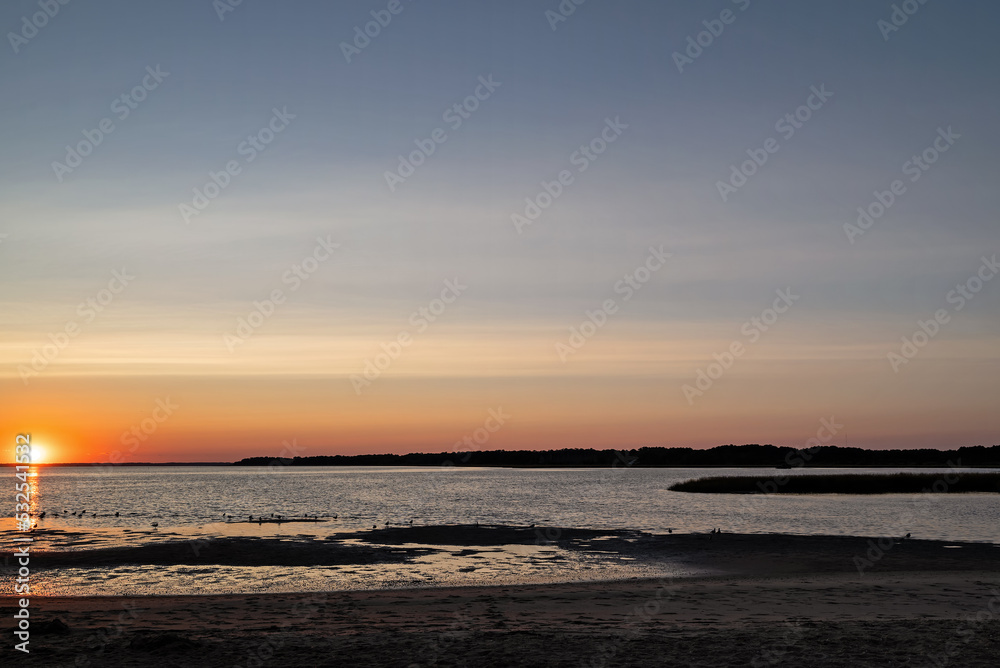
[{"x1": 29, "y1": 444, "x2": 46, "y2": 464}]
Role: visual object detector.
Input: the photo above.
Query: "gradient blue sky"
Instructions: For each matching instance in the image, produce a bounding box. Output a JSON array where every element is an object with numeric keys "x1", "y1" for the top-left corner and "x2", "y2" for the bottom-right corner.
[{"x1": 2, "y1": 0, "x2": 998, "y2": 460}]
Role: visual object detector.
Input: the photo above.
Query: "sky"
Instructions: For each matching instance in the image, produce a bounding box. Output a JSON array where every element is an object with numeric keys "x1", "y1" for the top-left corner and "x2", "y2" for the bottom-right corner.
[{"x1": 2, "y1": 0, "x2": 998, "y2": 462}]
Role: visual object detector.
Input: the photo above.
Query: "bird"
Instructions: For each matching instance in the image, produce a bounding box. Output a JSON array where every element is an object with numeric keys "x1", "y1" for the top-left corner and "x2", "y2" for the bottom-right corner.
[
  {"x1": 407, "y1": 519, "x2": 413, "y2": 525},
  {"x1": 249, "y1": 515, "x2": 254, "y2": 521},
  {"x1": 384, "y1": 521, "x2": 390, "y2": 528},
  {"x1": 39, "y1": 511, "x2": 46, "y2": 519},
  {"x1": 114, "y1": 512, "x2": 119, "y2": 517},
  {"x1": 71, "y1": 512, "x2": 77, "y2": 516},
  {"x1": 372, "y1": 524, "x2": 377, "y2": 530},
  {"x1": 151, "y1": 522, "x2": 159, "y2": 529},
  {"x1": 332, "y1": 514, "x2": 338, "y2": 520},
  {"x1": 528, "y1": 524, "x2": 535, "y2": 529},
  {"x1": 667, "y1": 528, "x2": 672, "y2": 534}
]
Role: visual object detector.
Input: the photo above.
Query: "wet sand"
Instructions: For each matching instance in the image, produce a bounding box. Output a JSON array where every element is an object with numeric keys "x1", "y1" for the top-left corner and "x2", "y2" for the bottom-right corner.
[
  {"x1": 6, "y1": 530, "x2": 1000, "y2": 666},
  {"x1": 24, "y1": 525, "x2": 1000, "y2": 573}
]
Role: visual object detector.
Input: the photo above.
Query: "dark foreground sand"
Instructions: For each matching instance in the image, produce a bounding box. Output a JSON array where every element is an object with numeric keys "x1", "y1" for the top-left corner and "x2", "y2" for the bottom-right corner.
[{"x1": 5, "y1": 532, "x2": 1000, "y2": 667}]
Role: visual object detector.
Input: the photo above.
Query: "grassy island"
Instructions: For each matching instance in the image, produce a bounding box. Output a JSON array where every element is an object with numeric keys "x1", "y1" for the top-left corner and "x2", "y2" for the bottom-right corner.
[{"x1": 669, "y1": 472, "x2": 1000, "y2": 494}]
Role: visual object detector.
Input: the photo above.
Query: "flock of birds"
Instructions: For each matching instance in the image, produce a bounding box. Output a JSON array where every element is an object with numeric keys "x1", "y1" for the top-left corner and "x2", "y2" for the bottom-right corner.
[
  {"x1": 231, "y1": 512, "x2": 337, "y2": 525},
  {"x1": 23, "y1": 512, "x2": 716, "y2": 534},
  {"x1": 26, "y1": 512, "x2": 899, "y2": 540},
  {"x1": 20, "y1": 509, "x2": 123, "y2": 531},
  {"x1": 33, "y1": 510, "x2": 121, "y2": 518},
  {"x1": 370, "y1": 519, "x2": 415, "y2": 530},
  {"x1": 24, "y1": 509, "x2": 345, "y2": 531}
]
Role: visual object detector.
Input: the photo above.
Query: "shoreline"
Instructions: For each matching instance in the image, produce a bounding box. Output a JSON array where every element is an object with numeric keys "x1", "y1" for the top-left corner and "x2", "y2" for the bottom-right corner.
[
  {"x1": 6, "y1": 531, "x2": 999, "y2": 665},
  {"x1": 7, "y1": 529, "x2": 1000, "y2": 601},
  {"x1": 9, "y1": 565, "x2": 992, "y2": 599},
  {"x1": 21, "y1": 527, "x2": 1000, "y2": 568},
  {"x1": 10, "y1": 462, "x2": 1000, "y2": 468},
  {"x1": 7, "y1": 570, "x2": 999, "y2": 667}
]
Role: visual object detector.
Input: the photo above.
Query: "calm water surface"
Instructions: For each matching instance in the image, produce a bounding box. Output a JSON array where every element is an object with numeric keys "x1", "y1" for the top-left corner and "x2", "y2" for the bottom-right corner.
[
  {"x1": 4, "y1": 466, "x2": 998, "y2": 595},
  {"x1": 11, "y1": 465, "x2": 1000, "y2": 540}
]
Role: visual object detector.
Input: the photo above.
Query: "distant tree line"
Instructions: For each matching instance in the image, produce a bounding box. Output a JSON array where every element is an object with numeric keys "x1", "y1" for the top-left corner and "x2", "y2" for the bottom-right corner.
[{"x1": 233, "y1": 444, "x2": 1000, "y2": 468}]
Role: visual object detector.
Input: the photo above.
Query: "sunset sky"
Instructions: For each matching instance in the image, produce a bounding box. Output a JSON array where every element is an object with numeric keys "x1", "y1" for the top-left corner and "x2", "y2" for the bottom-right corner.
[{"x1": 3, "y1": 0, "x2": 999, "y2": 462}]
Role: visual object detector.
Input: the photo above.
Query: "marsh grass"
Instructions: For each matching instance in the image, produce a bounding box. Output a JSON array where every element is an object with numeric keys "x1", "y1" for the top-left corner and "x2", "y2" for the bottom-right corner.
[{"x1": 669, "y1": 472, "x2": 1000, "y2": 494}]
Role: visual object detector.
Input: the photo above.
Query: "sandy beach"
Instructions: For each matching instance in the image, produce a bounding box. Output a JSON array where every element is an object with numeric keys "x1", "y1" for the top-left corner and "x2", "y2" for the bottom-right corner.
[{"x1": 7, "y1": 531, "x2": 999, "y2": 667}]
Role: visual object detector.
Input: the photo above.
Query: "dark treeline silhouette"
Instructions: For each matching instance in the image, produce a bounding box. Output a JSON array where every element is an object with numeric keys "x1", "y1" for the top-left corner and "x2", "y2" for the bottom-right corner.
[{"x1": 233, "y1": 444, "x2": 1000, "y2": 468}]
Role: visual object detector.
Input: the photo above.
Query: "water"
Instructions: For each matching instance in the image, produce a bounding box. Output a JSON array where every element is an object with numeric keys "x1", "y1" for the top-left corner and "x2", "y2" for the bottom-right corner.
[
  {"x1": 5, "y1": 465, "x2": 999, "y2": 596},
  {"x1": 13, "y1": 465, "x2": 1000, "y2": 540}
]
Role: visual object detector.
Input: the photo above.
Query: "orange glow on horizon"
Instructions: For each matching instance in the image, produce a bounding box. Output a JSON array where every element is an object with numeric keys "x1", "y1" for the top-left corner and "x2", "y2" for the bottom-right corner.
[{"x1": 3, "y1": 324, "x2": 997, "y2": 463}]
